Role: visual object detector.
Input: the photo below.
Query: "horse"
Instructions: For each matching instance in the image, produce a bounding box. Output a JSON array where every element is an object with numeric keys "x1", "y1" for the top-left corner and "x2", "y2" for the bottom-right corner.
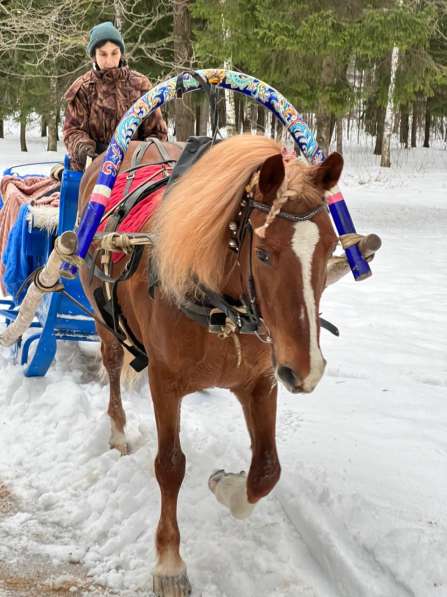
[{"x1": 79, "y1": 134, "x2": 342, "y2": 596}]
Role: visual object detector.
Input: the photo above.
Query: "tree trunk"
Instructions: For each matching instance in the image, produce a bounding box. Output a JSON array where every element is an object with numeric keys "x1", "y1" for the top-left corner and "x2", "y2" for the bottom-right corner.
[
  {"x1": 423, "y1": 98, "x2": 431, "y2": 148},
  {"x1": 275, "y1": 120, "x2": 284, "y2": 143},
  {"x1": 374, "y1": 107, "x2": 385, "y2": 155},
  {"x1": 114, "y1": 0, "x2": 124, "y2": 30},
  {"x1": 234, "y1": 93, "x2": 242, "y2": 133},
  {"x1": 217, "y1": 91, "x2": 226, "y2": 129},
  {"x1": 242, "y1": 98, "x2": 251, "y2": 133},
  {"x1": 316, "y1": 112, "x2": 332, "y2": 155},
  {"x1": 316, "y1": 55, "x2": 336, "y2": 155},
  {"x1": 381, "y1": 46, "x2": 399, "y2": 167},
  {"x1": 357, "y1": 69, "x2": 364, "y2": 144},
  {"x1": 174, "y1": 0, "x2": 194, "y2": 141},
  {"x1": 400, "y1": 105, "x2": 409, "y2": 148},
  {"x1": 198, "y1": 94, "x2": 209, "y2": 136},
  {"x1": 41, "y1": 116, "x2": 47, "y2": 137},
  {"x1": 249, "y1": 102, "x2": 257, "y2": 134},
  {"x1": 224, "y1": 66, "x2": 237, "y2": 135},
  {"x1": 336, "y1": 118, "x2": 343, "y2": 155},
  {"x1": 0, "y1": 119, "x2": 3, "y2": 139},
  {"x1": 20, "y1": 112, "x2": 27, "y2": 152},
  {"x1": 270, "y1": 113, "x2": 276, "y2": 139},
  {"x1": 411, "y1": 105, "x2": 417, "y2": 148},
  {"x1": 256, "y1": 106, "x2": 265, "y2": 134},
  {"x1": 225, "y1": 94, "x2": 237, "y2": 134},
  {"x1": 47, "y1": 77, "x2": 58, "y2": 151}
]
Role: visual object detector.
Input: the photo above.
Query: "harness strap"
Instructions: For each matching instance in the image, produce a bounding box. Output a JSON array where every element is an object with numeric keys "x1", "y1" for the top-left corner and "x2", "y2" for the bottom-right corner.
[
  {"x1": 248, "y1": 199, "x2": 327, "y2": 222},
  {"x1": 102, "y1": 173, "x2": 170, "y2": 233},
  {"x1": 88, "y1": 142, "x2": 175, "y2": 371},
  {"x1": 149, "y1": 137, "x2": 172, "y2": 162},
  {"x1": 94, "y1": 285, "x2": 148, "y2": 371}
]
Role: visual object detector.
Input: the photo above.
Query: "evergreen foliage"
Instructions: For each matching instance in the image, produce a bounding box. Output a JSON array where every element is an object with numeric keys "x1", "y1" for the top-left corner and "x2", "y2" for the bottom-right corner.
[{"x1": 0, "y1": 0, "x2": 445, "y2": 154}]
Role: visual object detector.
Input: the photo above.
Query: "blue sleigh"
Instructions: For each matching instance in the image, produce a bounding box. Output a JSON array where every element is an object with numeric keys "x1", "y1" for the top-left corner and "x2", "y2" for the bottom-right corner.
[{"x1": 0, "y1": 157, "x2": 97, "y2": 376}]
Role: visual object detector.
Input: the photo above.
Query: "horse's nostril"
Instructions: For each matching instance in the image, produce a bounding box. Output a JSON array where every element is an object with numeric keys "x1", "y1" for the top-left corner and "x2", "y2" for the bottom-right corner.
[{"x1": 277, "y1": 366, "x2": 299, "y2": 389}]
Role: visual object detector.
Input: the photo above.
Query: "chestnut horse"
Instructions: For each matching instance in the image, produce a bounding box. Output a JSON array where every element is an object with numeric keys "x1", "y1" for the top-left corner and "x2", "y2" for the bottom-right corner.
[{"x1": 79, "y1": 134, "x2": 342, "y2": 596}]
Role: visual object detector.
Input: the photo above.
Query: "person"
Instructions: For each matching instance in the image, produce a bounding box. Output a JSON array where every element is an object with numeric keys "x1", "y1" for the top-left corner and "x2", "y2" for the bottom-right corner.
[{"x1": 63, "y1": 21, "x2": 168, "y2": 171}]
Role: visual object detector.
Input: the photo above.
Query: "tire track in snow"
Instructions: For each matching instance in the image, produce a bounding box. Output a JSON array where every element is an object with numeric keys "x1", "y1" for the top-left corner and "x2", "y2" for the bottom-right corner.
[{"x1": 275, "y1": 477, "x2": 414, "y2": 597}]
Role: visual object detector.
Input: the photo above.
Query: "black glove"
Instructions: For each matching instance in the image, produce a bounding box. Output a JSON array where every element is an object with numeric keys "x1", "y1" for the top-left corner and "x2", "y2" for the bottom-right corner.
[{"x1": 77, "y1": 144, "x2": 97, "y2": 168}]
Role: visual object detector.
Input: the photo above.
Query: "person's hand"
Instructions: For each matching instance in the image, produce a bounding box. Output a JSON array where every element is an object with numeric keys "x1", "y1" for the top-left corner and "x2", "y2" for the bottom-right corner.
[{"x1": 77, "y1": 144, "x2": 97, "y2": 168}]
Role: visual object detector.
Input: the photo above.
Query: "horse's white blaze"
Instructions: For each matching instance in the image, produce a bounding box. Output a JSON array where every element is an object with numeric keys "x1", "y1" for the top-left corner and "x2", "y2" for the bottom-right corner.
[{"x1": 291, "y1": 221, "x2": 325, "y2": 392}]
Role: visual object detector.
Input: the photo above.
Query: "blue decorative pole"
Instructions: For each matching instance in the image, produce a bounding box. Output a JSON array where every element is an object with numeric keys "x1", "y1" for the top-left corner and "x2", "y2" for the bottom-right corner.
[{"x1": 70, "y1": 69, "x2": 371, "y2": 280}]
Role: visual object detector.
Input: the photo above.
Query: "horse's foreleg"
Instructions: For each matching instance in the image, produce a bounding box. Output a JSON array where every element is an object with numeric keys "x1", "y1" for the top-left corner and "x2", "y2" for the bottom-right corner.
[
  {"x1": 209, "y1": 376, "x2": 281, "y2": 519},
  {"x1": 149, "y1": 369, "x2": 191, "y2": 597},
  {"x1": 100, "y1": 332, "x2": 128, "y2": 455}
]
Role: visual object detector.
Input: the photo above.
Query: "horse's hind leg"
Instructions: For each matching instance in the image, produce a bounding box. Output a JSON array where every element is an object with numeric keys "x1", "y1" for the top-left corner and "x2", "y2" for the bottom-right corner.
[
  {"x1": 100, "y1": 330, "x2": 128, "y2": 455},
  {"x1": 209, "y1": 375, "x2": 281, "y2": 519},
  {"x1": 149, "y1": 366, "x2": 191, "y2": 597}
]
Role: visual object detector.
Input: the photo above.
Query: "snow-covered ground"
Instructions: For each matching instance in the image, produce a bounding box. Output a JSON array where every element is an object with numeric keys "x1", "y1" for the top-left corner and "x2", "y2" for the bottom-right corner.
[{"x1": 0, "y1": 126, "x2": 446, "y2": 597}]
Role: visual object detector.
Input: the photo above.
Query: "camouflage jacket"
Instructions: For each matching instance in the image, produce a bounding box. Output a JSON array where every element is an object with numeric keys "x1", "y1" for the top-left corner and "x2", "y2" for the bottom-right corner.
[{"x1": 63, "y1": 65, "x2": 167, "y2": 170}]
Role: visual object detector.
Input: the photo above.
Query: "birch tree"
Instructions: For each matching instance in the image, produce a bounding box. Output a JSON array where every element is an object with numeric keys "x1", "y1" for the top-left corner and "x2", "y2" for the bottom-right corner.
[{"x1": 380, "y1": 44, "x2": 399, "y2": 167}]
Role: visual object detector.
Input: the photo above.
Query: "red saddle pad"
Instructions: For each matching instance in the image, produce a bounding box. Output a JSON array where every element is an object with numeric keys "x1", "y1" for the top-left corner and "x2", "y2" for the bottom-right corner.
[{"x1": 98, "y1": 164, "x2": 171, "y2": 262}]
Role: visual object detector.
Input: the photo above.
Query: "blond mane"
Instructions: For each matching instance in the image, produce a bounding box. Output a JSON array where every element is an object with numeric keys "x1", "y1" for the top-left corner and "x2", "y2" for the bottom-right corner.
[{"x1": 152, "y1": 134, "x2": 282, "y2": 302}]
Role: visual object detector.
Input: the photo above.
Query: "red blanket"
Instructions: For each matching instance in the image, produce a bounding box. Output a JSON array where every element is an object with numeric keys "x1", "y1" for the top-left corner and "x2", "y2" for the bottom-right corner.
[
  {"x1": 98, "y1": 164, "x2": 171, "y2": 263},
  {"x1": 0, "y1": 175, "x2": 60, "y2": 292}
]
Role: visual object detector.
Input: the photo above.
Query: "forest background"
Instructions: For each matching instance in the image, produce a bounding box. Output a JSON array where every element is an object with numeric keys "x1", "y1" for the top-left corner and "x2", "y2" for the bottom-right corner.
[{"x1": 0, "y1": 0, "x2": 446, "y2": 167}]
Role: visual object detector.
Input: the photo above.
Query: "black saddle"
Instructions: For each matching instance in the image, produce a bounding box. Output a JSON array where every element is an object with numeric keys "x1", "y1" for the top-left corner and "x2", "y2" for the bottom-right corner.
[{"x1": 165, "y1": 135, "x2": 221, "y2": 192}]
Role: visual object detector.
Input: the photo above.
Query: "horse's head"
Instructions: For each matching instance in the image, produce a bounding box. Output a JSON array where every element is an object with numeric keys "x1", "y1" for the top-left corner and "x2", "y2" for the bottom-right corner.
[{"x1": 244, "y1": 152, "x2": 342, "y2": 393}]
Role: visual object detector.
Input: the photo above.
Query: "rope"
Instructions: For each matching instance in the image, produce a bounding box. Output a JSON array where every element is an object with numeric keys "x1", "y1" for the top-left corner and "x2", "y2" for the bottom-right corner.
[
  {"x1": 217, "y1": 318, "x2": 242, "y2": 367},
  {"x1": 94, "y1": 232, "x2": 154, "y2": 253},
  {"x1": 339, "y1": 232, "x2": 364, "y2": 250}
]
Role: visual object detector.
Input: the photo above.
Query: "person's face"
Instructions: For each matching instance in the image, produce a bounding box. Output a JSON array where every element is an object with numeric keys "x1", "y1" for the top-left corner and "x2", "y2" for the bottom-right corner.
[{"x1": 94, "y1": 42, "x2": 121, "y2": 69}]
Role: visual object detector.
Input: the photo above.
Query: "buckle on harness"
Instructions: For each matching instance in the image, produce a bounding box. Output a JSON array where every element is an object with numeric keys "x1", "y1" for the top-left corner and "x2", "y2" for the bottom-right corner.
[
  {"x1": 209, "y1": 308, "x2": 227, "y2": 333},
  {"x1": 209, "y1": 309, "x2": 239, "y2": 339}
]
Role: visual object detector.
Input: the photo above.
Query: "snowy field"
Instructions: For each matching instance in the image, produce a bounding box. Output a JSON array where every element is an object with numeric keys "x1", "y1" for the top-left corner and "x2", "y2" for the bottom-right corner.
[{"x1": 0, "y1": 124, "x2": 446, "y2": 597}]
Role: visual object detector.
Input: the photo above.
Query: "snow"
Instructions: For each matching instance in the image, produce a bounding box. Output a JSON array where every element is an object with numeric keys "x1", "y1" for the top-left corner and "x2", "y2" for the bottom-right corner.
[{"x1": 0, "y1": 125, "x2": 446, "y2": 597}]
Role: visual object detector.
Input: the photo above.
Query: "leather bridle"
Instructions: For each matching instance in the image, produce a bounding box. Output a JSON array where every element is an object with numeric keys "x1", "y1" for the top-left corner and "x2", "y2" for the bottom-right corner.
[{"x1": 228, "y1": 189, "x2": 330, "y2": 342}]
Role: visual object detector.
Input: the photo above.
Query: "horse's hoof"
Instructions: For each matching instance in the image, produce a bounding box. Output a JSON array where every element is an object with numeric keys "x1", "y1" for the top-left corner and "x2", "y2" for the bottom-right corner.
[
  {"x1": 208, "y1": 469, "x2": 247, "y2": 494},
  {"x1": 208, "y1": 469, "x2": 225, "y2": 493},
  {"x1": 208, "y1": 470, "x2": 254, "y2": 519},
  {"x1": 152, "y1": 571, "x2": 192, "y2": 597},
  {"x1": 110, "y1": 441, "x2": 129, "y2": 456}
]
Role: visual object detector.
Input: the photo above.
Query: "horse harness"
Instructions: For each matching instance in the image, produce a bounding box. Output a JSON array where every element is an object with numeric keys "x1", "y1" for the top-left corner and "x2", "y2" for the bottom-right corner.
[
  {"x1": 88, "y1": 137, "x2": 339, "y2": 372},
  {"x1": 87, "y1": 138, "x2": 175, "y2": 371}
]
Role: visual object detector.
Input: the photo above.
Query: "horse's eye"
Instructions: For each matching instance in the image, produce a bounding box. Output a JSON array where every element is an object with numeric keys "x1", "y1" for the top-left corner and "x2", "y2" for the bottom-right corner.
[{"x1": 256, "y1": 248, "x2": 271, "y2": 264}]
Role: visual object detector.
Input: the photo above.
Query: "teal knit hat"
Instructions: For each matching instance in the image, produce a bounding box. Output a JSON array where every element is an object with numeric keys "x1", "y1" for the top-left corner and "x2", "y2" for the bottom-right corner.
[{"x1": 87, "y1": 22, "x2": 125, "y2": 57}]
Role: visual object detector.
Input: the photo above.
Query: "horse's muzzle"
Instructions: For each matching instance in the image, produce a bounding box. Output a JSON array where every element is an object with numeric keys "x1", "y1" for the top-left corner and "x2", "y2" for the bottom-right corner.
[
  {"x1": 277, "y1": 365, "x2": 303, "y2": 393},
  {"x1": 277, "y1": 361, "x2": 326, "y2": 394}
]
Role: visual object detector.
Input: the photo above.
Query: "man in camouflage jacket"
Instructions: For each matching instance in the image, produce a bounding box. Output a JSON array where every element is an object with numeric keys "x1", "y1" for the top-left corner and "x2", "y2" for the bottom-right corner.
[{"x1": 63, "y1": 22, "x2": 167, "y2": 171}]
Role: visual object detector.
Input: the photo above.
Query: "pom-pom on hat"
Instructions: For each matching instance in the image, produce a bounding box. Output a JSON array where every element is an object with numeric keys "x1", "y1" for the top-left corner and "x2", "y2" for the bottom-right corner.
[{"x1": 87, "y1": 21, "x2": 125, "y2": 57}]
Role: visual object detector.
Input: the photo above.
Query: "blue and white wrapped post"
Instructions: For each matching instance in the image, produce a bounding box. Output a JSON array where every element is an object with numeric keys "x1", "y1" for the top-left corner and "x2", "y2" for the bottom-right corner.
[{"x1": 70, "y1": 69, "x2": 372, "y2": 281}]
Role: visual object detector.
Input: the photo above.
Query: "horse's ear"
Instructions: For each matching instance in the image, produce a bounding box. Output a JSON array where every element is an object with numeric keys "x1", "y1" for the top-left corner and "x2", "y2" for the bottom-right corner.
[
  {"x1": 258, "y1": 154, "x2": 285, "y2": 198},
  {"x1": 312, "y1": 152, "x2": 344, "y2": 190}
]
